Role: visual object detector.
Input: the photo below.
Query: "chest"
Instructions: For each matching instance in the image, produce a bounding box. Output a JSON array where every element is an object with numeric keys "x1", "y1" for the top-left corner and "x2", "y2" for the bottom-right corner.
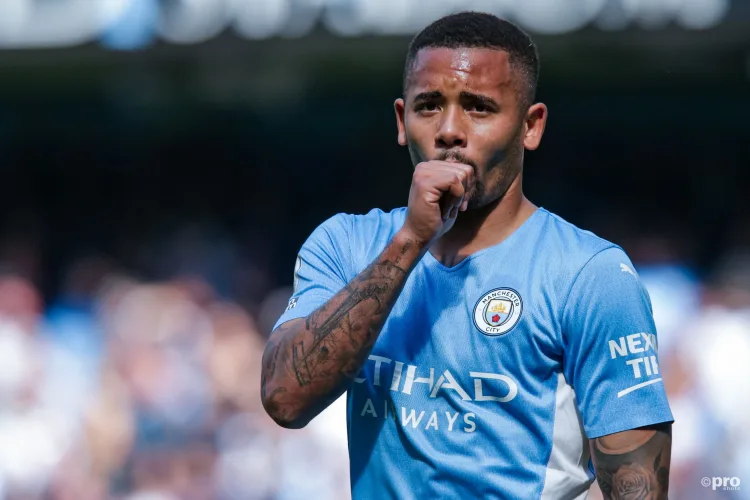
[{"x1": 370, "y1": 258, "x2": 565, "y2": 391}]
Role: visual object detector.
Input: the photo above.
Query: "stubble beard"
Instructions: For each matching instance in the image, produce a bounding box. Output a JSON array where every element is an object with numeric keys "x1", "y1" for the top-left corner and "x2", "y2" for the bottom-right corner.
[{"x1": 406, "y1": 141, "x2": 521, "y2": 210}]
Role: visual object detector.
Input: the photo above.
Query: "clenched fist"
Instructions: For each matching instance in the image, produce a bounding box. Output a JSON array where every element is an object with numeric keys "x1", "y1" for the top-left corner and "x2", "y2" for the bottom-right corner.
[{"x1": 399, "y1": 160, "x2": 475, "y2": 248}]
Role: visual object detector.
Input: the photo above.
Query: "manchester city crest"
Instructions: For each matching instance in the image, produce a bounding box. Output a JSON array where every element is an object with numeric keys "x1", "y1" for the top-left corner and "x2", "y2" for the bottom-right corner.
[{"x1": 473, "y1": 288, "x2": 523, "y2": 336}]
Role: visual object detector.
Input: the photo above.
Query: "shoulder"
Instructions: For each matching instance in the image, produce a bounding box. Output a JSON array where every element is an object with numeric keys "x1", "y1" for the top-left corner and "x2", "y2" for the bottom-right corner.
[
  {"x1": 537, "y1": 209, "x2": 619, "y2": 257},
  {"x1": 535, "y1": 209, "x2": 637, "y2": 289},
  {"x1": 347, "y1": 206, "x2": 408, "y2": 234},
  {"x1": 308, "y1": 207, "x2": 406, "y2": 275},
  {"x1": 315, "y1": 207, "x2": 406, "y2": 237},
  {"x1": 344, "y1": 207, "x2": 407, "y2": 265}
]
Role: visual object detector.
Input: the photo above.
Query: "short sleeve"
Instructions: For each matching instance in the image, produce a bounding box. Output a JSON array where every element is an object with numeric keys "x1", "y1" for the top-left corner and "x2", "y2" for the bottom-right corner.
[
  {"x1": 562, "y1": 247, "x2": 674, "y2": 439},
  {"x1": 273, "y1": 214, "x2": 352, "y2": 330}
]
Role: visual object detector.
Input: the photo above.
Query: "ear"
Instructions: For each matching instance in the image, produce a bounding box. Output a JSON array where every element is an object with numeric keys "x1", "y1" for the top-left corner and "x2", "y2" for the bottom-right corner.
[
  {"x1": 523, "y1": 103, "x2": 548, "y2": 151},
  {"x1": 394, "y1": 98, "x2": 407, "y2": 146}
]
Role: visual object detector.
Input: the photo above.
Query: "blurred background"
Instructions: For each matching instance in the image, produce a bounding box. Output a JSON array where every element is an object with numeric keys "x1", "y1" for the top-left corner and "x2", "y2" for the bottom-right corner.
[{"x1": 0, "y1": 0, "x2": 748, "y2": 498}]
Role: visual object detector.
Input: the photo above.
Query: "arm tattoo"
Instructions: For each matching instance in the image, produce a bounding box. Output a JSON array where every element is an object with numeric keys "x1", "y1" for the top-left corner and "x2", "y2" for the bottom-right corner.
[
  {"x1": 261, "y1": 235, "x2": 421, "y2": 425},
  {"x1": 591, "y1": 423, "x2": 672, "y2": 500}
]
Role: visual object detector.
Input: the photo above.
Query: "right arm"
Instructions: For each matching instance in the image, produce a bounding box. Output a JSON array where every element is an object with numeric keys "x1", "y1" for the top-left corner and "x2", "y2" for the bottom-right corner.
[
  {"x1": 261, "y1": 229, "x2": 424, "y2": 428},
  {"x1": 261, "y1": 160, "x2": 474, "y2": 428}
]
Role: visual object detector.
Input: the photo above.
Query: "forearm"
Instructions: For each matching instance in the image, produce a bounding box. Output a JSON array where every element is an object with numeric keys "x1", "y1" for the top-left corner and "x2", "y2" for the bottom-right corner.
[
  {"x1": 261, "y1": 229, "x2": 424, "y2": 428},
  {"x1": 591, "y1": 423, "x2": 672, "y2": 500}
]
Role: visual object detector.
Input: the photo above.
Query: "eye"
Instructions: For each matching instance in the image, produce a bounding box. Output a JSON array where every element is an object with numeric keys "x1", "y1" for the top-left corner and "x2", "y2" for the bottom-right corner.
[
  {"x1": 470, "y1": 104, "x2": 490, "y2": 113},
  {"x1": 415, "y1": 102, "x2": 439, "y2": 113}
]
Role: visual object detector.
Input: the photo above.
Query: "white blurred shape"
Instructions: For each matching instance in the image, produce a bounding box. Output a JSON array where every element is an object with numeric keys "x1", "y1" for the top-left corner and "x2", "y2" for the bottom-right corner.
[
  {"x1": 279, "y1": 3, "x2": 323, "y2": 39},
  {"x1": 682, "y1": 308, "x2": 750, "y2": 432},
  {"x1": 668, "y1": 395, "x2": 704, "y2": 468},
  {"x1": 216, "y1": 413, "x2": 277, "y2": 499},
  {"x1": 676, "y1": 0, "x2": 729, "y2": 29},
  {"x1": 100, "y1": 0, "x2": 132, "y2": 26},
  {"x1": 232, "y1": 0, "x2": 292, "y2": 40},
  {"x1": 297, "y1": 0, "x2": 326, "y2": 7},
  {"x1": 0, "y1": 0, "x2": 102, "y2": 48},
  {"x1": 595, "y1": 0, "x2": 636, "y2": 30},
  {"x1": 638, "y1": 265, "x2": 700, "y2": 354},
  {"x1": 510, "y1": 0, "x2": 608, "y2": 34},
  {"x1": 368, "y1": 0, "x2": 422, "y2": 35},
  {"x1": 308, "y1": 392, "x2": 349, "y2": 460},
  {"x1": 0, "y1": 410, "x2": 67, "y2": 495},
  {"x1": 159, "y1": 0, "x2": 230, "y2": 44},
  {"x1": 126, "y1": 492, "x2": 180, "y2": 500},
  {"x1": 0, "y1": 0, "x2": 30, "y2": 38},
  {"x1": 623, "y1": 0, "x2": 679, "y2": 29},
  {"x1": 0, "y1": 322, "x2": 34, "y2": 402},
  {"x1": 468, "y1": 0, "x2": 515, "y2": 17},
  {"x1": 322, "y1": 0, "x2": 366, "y2": 37}
]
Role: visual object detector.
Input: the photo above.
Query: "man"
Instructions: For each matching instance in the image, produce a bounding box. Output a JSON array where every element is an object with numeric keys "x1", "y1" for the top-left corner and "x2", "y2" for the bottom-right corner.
[{"x1": 261, "y1": 11, "x2": 673, "y2": 500}]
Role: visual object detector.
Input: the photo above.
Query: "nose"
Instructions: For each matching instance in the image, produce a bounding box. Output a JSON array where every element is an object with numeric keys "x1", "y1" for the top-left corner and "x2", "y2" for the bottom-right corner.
[{"x1": 434, "y1": 106, "x2": 467, "y2": 149}]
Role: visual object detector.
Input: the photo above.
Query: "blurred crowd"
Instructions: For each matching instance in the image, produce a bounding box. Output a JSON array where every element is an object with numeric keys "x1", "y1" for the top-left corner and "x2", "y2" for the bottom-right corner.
[
  {"x1": 0, "y1": 238, "x2": 349, "y2": 500},
  {"x1": 0, "y1": 222, "x2": 747, "y2": 499}
]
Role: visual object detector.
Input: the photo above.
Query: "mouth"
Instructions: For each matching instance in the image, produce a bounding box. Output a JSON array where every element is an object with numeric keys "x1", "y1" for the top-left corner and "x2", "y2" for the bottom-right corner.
[{"x1": 436, "y1": 151, "x2": 477, "y2": 170}]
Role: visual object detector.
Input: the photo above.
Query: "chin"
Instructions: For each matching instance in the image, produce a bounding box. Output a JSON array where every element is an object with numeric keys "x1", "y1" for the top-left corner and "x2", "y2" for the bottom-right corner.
[
  {"x1": 466, "y1": 196, "x2": 487, "y2": 211},
  {"x1": 465, "y1": 186, "x2": 490, "y2": 210}
]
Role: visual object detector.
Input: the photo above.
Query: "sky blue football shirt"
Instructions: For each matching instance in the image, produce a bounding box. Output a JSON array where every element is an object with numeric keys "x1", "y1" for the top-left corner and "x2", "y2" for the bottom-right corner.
[{"x1": 274, "y1": 207, "x2": 674, "y2": 500}]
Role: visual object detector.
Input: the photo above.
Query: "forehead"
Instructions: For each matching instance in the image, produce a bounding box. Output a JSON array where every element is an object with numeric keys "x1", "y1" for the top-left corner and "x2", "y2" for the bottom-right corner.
[{"x1": 407, "y1": 47, "x2": 514, "y2": 97}]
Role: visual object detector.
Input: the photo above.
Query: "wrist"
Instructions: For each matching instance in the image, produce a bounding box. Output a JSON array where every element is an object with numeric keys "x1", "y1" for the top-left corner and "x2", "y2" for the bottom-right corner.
[{"x1": 394, "y1": 227, "x2": 432, "y2": 254}]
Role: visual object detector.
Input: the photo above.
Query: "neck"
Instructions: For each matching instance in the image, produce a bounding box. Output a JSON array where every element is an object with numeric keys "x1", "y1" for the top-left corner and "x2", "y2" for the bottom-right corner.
[{"x1": 430, "y1": 174, "x2": 537, "y2": 267}]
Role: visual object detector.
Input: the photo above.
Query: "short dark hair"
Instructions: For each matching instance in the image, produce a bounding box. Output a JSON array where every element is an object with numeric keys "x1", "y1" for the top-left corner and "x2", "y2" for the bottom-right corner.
[{"x1": 404, "y1": 12, "x2": 540, "y2": 109}]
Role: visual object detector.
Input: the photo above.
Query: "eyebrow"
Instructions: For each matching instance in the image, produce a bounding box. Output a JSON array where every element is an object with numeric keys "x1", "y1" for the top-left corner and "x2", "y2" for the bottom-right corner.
[
  {"x1": 411, "y1": 90, "x2": 500, "y2": 109},
  {"x1": 459, "y1": 91, "x2": 500, "y2": 110},
  {"x1": 412, "y1": 90, "x2": 443, "y2": 104}
]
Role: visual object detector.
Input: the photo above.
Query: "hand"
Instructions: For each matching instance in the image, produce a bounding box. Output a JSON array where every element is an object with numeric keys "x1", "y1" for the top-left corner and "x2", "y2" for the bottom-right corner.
[{"x1": 399, "y1": 160, "x2": 474, "y2": 248}]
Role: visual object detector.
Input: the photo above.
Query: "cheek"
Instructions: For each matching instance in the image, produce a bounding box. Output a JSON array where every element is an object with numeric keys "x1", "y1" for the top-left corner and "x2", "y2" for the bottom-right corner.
[
  {"x1": 473, "y1": 128, "x2": 511, "y2": 164},
  {"x1": 405, "y1": 122, "x2": 435, "y2": 154},
  {"x1": 475, "y1": 118, "x2": 515, "y2": 143},
  {"x1": 405, "y1": 118, "x2": 434, "y2": 142},
  {"x1": 481, "y1": 120, "x2": 523, "y2": 155}
]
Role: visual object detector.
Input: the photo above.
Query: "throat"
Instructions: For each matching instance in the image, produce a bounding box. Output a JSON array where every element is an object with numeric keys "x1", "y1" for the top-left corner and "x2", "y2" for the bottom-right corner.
[
  {"x1": 429, "y1": 198, "x2": 538, "y2": 268},
  {"x1": 431, "y1": 251, "x2": 469, "y2": 268}
]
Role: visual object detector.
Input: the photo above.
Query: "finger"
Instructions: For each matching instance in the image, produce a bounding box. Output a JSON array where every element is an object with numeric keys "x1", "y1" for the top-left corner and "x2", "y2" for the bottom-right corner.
[
  {"x1": 426, "y1": 167, "x2": 469, "y2": 195},
  {"x1": 440, "y1": 193, "x2": 457, "y2": 220},
  {"x1": 436, "y1": 164, "x2": 474, "y2": 194},
  {"x1": 429, "y1": 160, "x2": 473, "y2": 172},
  {"x1": 424, "y1": 161, "x2": 473, "y2": 181},
  {"x1": 441, "y1": 178, "x2": 465, "y2": 220},
  {"x1": 447, "y1": 175, "x2": 465, "y2": 200},
  {"x1": 429, "y1": 161, "x2": 474, "y2": 180},
  {"x1": 442, "y1": 195, "x2": 466, "y2": 220}
]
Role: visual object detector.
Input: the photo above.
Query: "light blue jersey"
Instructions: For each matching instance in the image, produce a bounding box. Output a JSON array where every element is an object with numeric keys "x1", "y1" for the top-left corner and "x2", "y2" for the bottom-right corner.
[{"x1": 274, "y1": 207, "x2": 673, "y2": 500}]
